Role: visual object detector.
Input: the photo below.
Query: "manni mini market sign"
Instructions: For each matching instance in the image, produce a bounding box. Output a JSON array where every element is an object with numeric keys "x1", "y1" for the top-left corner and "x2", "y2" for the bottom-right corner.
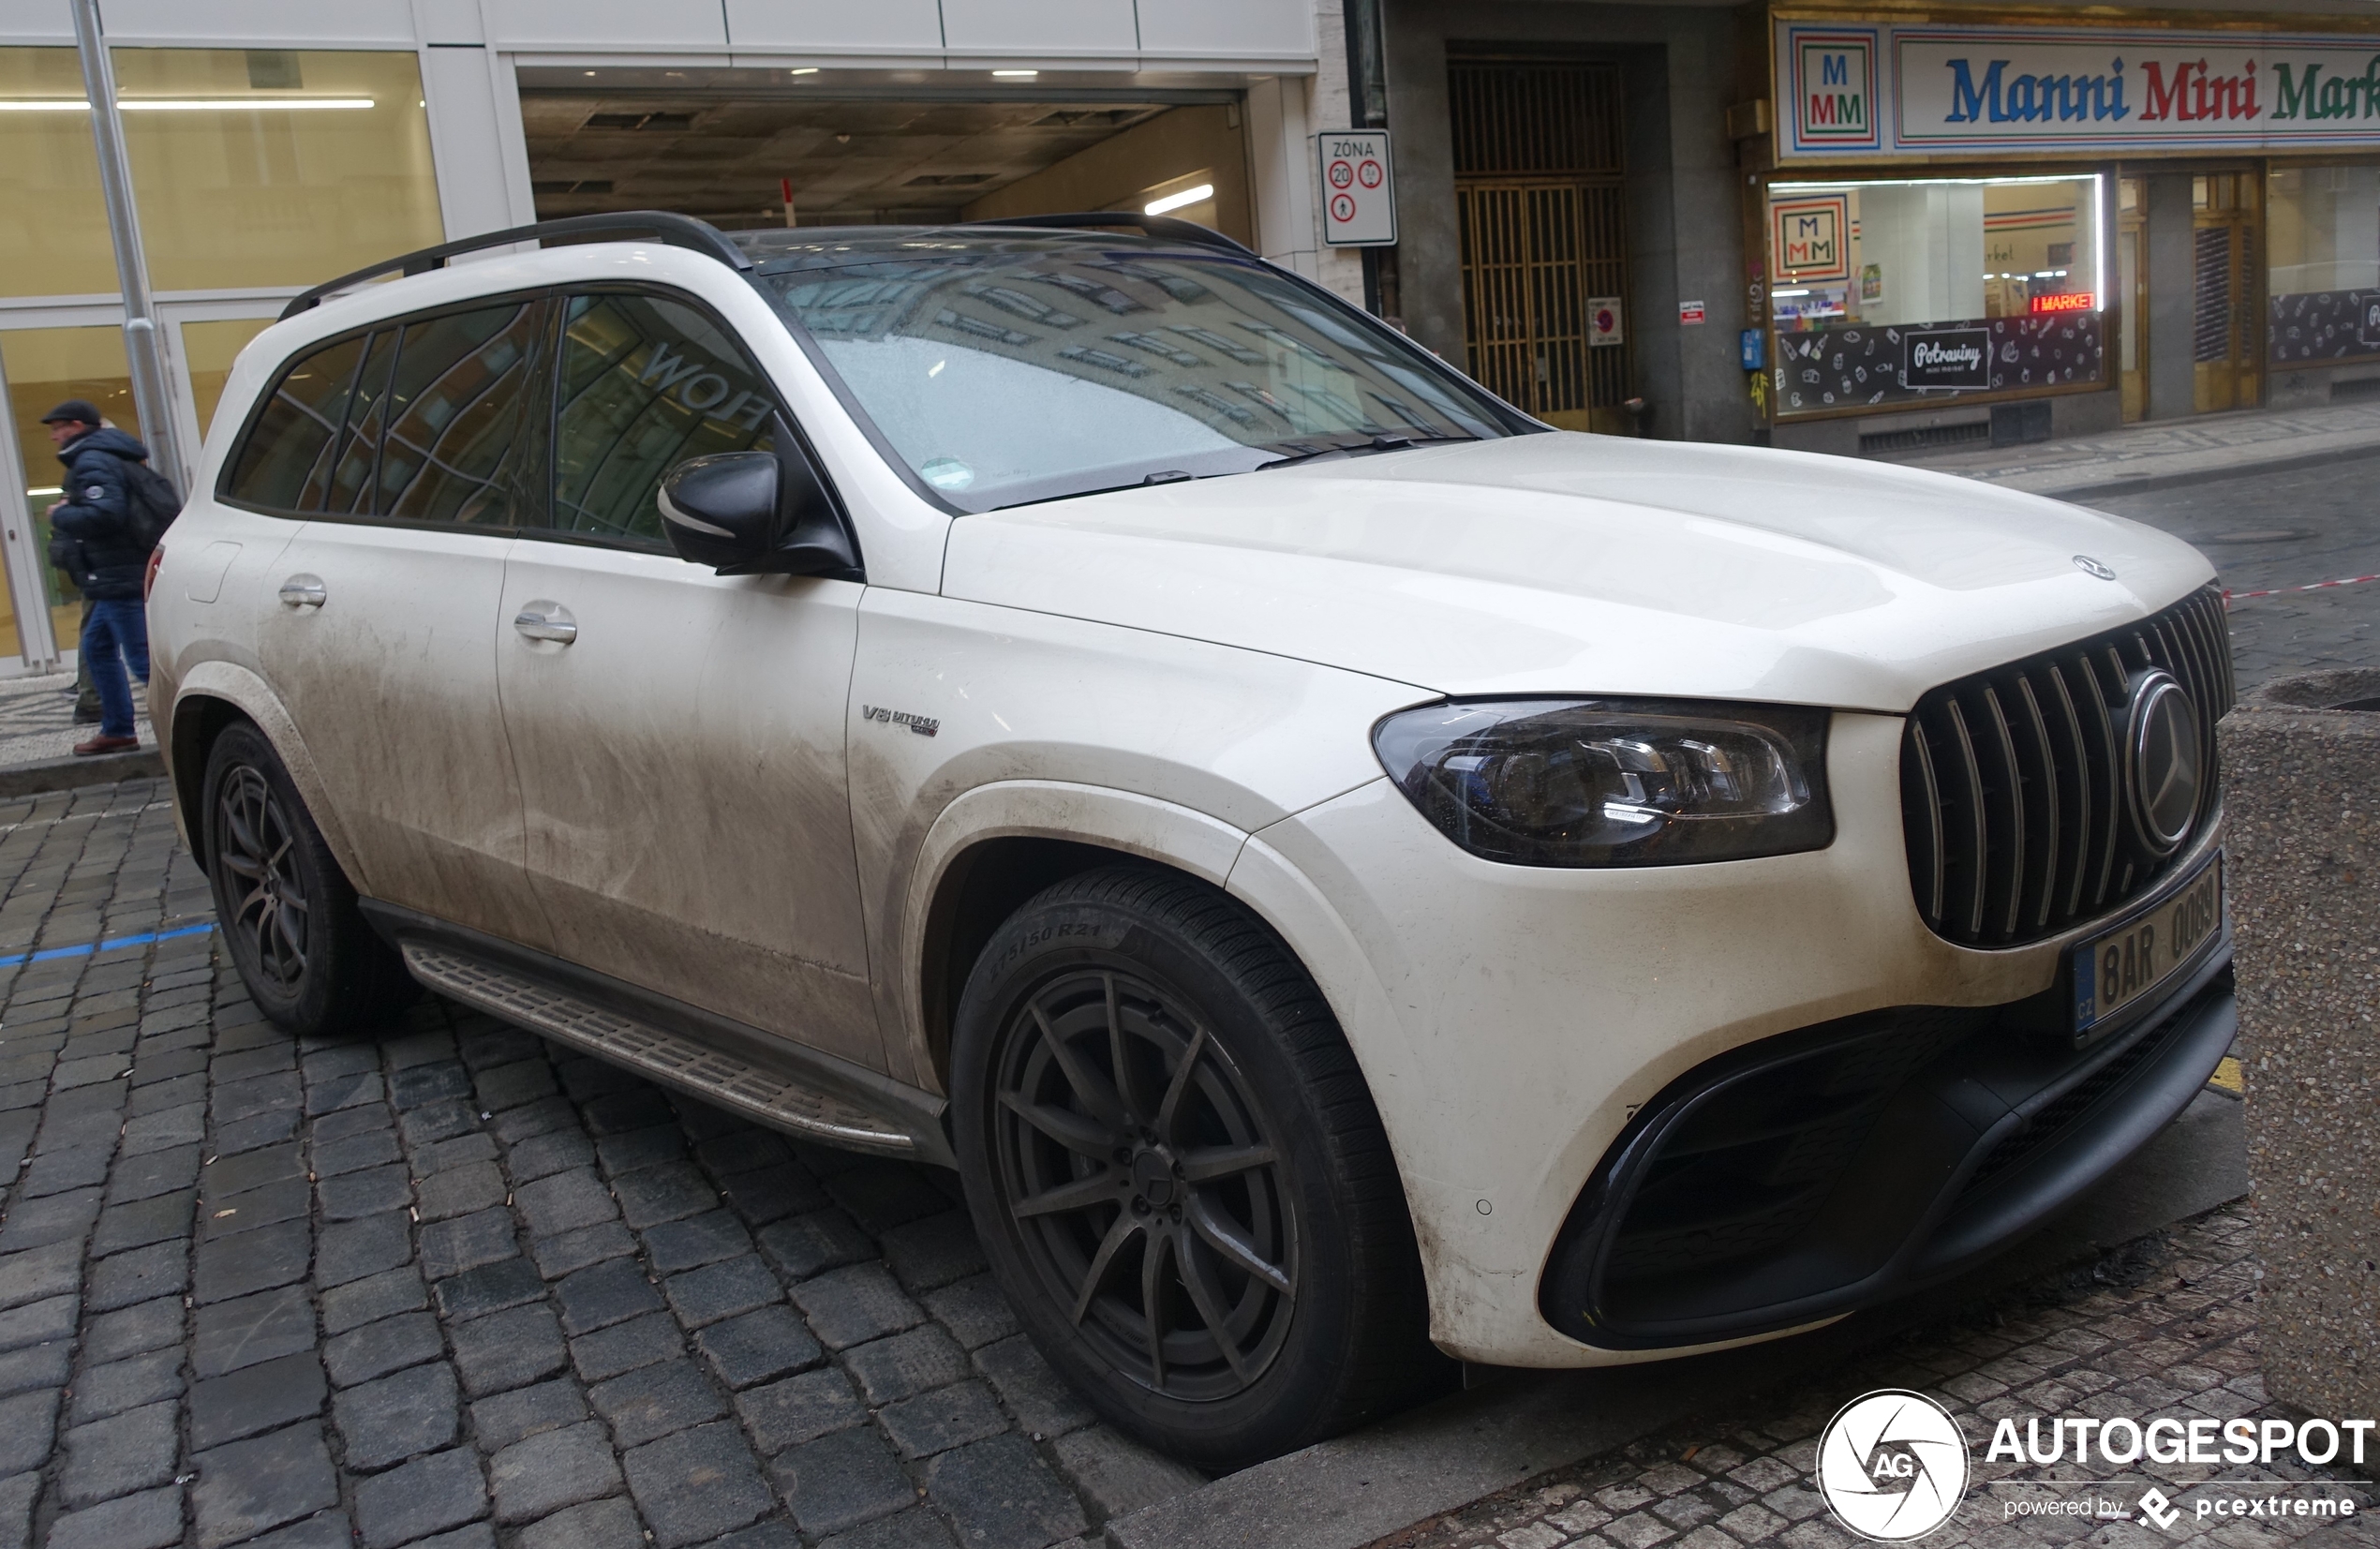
[{"x1": 1777, "y1": 17, "x2": 2380, "y2": 158}]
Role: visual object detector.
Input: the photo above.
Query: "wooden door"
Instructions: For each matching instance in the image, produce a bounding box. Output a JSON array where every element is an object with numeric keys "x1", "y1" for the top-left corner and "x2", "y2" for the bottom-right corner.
[{"x1": 2192, "y1": 172, "x2": 2263, "y2": 414}]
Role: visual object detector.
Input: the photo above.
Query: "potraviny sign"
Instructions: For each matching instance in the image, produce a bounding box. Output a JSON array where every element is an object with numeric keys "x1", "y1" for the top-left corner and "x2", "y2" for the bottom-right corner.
[{"x1": 1776, "y1": 18, "x2": 2380, "y2": 158}]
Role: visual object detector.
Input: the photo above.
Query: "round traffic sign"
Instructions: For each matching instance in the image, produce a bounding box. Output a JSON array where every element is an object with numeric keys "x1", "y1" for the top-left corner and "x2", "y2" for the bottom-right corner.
[
  {"x1": 1330, "y1": 193, "x2": 1357, "y2": 222},
  {"x1": 1329, "y1": 159, "x2": 1354, "y2": 188},
  {"x1": 1357, "y1": 158, "x2": 1383, "y2": 188}
]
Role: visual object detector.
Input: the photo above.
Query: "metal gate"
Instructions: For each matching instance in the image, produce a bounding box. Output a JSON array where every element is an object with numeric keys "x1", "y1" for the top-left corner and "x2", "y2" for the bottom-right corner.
[{"x1": 1450, "y1": 60, "x2": 1629, "y2": 430}]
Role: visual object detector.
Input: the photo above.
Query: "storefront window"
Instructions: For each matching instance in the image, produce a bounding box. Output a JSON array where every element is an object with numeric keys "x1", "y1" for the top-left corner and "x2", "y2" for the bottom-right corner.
[
  {"x1": 182, "y1": 316, "x2": 278, "y2": 438},
  {"x1": 2268, "y1": 165, "x2": 2380, "y2": 365},
  {"x1": 0, "y1": 47, "x2": 442, "y2": 300},
  {"x1": 1766, "y1": 172, "x2": 2106, "y2": 415}
]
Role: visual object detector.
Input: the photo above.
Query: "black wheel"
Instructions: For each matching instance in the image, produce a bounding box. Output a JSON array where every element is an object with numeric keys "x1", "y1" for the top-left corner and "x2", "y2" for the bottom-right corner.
[
  {"x1": 201, "y1": 722, "x2": 412, "y2": 1035},
  {"x1": 951, "y1": 867, "x2": 1444, "y2": 1469}
]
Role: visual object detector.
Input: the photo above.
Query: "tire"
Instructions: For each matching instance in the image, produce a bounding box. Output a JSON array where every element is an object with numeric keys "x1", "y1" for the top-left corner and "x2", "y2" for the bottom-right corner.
[
  {"x1": 201, "y1": 722, "x2": 413, "y2": 1036},
  {"x1": 950, "y1": 865, "x2": 1445, "y2": 1470}
]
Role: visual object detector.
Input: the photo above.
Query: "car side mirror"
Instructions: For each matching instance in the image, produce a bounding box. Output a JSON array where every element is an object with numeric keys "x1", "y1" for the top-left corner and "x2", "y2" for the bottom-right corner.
[{"x1": 658, "y1": 443, "x2": 859, "y2": 579}]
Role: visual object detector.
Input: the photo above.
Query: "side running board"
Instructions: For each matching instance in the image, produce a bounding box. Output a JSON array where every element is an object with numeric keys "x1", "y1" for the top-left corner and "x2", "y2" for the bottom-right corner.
[{"x1": 400, "y1": 941, "x2": 925, "y2": 1158}]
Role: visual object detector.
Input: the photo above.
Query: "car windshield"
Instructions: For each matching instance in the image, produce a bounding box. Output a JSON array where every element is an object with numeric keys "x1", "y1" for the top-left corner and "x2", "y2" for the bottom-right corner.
[{"x1": 748, "y1": 235, "x2": 1529, "y2": 511}]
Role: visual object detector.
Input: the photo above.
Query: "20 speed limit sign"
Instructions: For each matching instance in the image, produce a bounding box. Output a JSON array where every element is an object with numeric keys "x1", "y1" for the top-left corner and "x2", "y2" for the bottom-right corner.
[{"x1": 1320, "y1": 129, "x2": 1395, "y2": 246}]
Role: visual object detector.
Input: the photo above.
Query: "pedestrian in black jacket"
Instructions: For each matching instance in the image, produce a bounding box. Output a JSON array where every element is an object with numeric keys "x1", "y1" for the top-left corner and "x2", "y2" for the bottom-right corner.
[{"x1": 41, "y1": 401, "x2": 153, "y2": 755}]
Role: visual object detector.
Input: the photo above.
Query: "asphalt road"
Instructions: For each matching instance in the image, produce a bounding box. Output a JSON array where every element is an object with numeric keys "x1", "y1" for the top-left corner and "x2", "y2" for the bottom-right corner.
[{"x1": 2089, "y1": 452, "x2": 2380, "y2": 691}]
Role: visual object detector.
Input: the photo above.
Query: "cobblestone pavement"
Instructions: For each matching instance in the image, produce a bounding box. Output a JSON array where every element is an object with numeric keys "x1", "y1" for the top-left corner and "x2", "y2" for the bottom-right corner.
[
  {"x1": 0, "y1": 672, "x2": 154, "y2": 768},
  {"x1": 2087, "y1": 454, "x2": 2380, "y2": 691},
  {"x1": 0, "y1": 777, "x2": 1205, "y2": 1549},
  {"x1": 1370, "y1": 1203, "x2": 2378, "y2": 1549},
  {"x1": 1371, "y1": 1213, "x2": 2370, "y2": 1549}
]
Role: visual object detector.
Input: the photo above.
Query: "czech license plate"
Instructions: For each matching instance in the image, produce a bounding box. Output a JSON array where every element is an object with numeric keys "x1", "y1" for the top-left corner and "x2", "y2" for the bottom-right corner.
[{"x1": 2072, "y1": 853, "x2": 2224, "y2": 1035}]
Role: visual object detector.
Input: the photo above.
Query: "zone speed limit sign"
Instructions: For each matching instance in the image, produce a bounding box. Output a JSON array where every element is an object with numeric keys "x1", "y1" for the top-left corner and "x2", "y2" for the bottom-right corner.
[{"x1": 1320, "y1": 129, "x2": 1395, "y2": 246}]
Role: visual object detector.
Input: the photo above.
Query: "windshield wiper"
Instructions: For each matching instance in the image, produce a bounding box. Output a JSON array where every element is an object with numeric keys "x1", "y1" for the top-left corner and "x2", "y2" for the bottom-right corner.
[{"x1": 1256, "y1": 432, "x2": 1476, "y2": 469}]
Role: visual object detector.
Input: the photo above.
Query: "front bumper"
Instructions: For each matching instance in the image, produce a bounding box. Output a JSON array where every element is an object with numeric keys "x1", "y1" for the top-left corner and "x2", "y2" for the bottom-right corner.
[
  {"x1": 1236, "y1": 709, "x2": 2228, "y2": 1367},
  {"x1": 1539, "y1": 947, "x2": 2234, "y2": 1348}
]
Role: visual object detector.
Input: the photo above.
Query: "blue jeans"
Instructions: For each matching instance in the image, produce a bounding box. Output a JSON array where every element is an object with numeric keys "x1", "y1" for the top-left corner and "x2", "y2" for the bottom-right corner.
[{"x1": 82, "y1": 599, "x2": 149, "y2": 740}]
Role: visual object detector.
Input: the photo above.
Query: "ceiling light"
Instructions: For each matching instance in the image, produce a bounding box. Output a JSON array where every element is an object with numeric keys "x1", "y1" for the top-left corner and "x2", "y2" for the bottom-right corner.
[
  {"x1": 1145, "y1": 183, "x2": 1212, "y2": 216},
  {"x1": 991, "y1": 69, "x2": 1038, "y2": 78},
  {"x1": 790, "y1": 67, "x2": 819, "y2": 76},
  {"x1": 0, "y1": 97, "x2": 376, "y2": 112}
]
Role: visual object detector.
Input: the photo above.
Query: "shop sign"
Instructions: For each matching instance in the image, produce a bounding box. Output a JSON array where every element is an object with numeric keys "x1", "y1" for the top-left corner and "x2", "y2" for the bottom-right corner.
[
  {"x1": 1901, "y1": 327, "x2": 1992, "y2": 389},
  {"x1": 1771, "y1": 194, "x2": 1851, "y2": 282},
  {"x1": 1777, "y1": 20, "x2": 2380, "y2": 158}
]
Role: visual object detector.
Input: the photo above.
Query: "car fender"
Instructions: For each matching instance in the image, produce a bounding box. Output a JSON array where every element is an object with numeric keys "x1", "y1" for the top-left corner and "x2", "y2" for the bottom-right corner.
[
  {"x1": 169, "y1": 659, "x2": 371, "y2": 893},
  {"x1": 892, "y1": 779, "x2": 1251, "y2": 1087}
]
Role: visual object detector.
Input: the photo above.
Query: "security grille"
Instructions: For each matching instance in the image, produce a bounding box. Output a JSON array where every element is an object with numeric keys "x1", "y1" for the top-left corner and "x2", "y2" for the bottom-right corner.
[
  {"x1": 1450, "y1": 61, "x2": 1629, "y2": 423},
  {"x1": 1899, "y1": 586, "x2": 2232, "y2": 948}
]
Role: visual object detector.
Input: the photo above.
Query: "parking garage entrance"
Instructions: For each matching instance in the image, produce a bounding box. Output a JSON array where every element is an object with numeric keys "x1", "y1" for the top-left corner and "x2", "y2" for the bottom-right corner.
[{"x1": 517, "y1": 71, "x2": 1254, "y2": 246}]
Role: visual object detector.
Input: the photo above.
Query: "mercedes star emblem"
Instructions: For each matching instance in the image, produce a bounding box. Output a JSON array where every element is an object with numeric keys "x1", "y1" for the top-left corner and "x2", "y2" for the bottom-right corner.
[
  {"x1": 2073, "y1": 555, "x2": 2118, "y2": 580},
  {"x1": 2123, "y1": 669, "x2": 2202, "y2": 856}
]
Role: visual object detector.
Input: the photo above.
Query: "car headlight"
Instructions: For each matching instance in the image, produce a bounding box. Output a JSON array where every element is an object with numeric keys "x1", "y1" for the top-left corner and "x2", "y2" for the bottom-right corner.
[{"x1": 1371, "y1": 697, "x2": 1835, "y2": 867}]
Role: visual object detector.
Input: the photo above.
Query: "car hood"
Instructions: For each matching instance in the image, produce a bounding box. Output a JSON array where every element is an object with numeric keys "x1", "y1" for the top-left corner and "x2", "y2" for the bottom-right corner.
[{"x1": 938, "y1": 432, "x2": 2216, "y2": 713}]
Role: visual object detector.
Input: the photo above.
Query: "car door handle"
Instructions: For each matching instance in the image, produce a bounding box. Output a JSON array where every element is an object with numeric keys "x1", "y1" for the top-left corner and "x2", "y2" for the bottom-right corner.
[
  {"x1": 513, "y1": 601, "x2": 577, "y2": 645},
  {"x1": 277, "y1": 573, "x2": 326, "y2": 610}
]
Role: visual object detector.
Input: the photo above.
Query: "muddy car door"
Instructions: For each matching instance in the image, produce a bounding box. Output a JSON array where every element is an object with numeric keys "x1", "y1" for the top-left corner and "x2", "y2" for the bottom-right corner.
[
  {"x1": 242, "y1": 297, "x2": 555, "y2": 949},
  {"x1": 494, "y1": 288, "x2": 881, "y2": 1071}
]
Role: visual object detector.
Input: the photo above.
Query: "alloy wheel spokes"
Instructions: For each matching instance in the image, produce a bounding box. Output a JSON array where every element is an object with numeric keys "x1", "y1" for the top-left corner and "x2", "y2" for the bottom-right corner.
[
  {"x1": 1186, "y1": 1192, "x2": 1293, "y2": 1297},
  {"x1": 996, "y1": 969, "x2": 1298, "y2": 1400},
  {"x1": 217, "y1": 768, "x2": 308, "y2": 991}
]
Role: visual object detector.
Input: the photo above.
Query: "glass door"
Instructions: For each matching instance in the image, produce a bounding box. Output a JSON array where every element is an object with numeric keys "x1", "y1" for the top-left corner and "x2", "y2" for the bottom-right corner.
[
  {"x1": 0, "y1": 323, "x2": 140, "y2": 671},
  {"x1": 2193, "y1": 171, "x2": 2264, "y2": 414}
]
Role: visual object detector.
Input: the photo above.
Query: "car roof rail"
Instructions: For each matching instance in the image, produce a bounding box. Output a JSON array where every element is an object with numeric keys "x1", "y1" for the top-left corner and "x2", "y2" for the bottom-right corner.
[
  {"x1": 954, "y1": 211, "x2": 1257, "y2": 257},
  {"x1": 278, "y1": 211, "x2": 752, "y2": 320}
]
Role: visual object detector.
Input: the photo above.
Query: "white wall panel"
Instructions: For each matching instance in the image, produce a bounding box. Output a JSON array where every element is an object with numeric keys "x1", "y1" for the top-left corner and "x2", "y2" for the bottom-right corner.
[
  {"x1": 483, "y1": 0, "x2": 727, "y2": 51},
  {"x1": 940, "y1": 0, "x2": 1136, "y2": 57},
  {"x1": 413, "y1": 0, "x2": 484, "y2": 46},
  {"x1": 1138, "y1": 0, "x2": 1312, "y2": 60},
  {"x1": 420, "y1": 46, "x2": 519, "y2": 238},
  {"x1": 93, "y1": 0, "x2": 417, "y2": 45},
  {"x1": 724, "y1": 0, "x2": 942, "y2": 53}
]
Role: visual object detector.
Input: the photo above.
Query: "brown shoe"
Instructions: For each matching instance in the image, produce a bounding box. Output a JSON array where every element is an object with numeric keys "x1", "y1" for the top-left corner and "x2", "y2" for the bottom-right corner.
[{"x1": 73, "y1": 735, "x2": 138, "y2": 756}]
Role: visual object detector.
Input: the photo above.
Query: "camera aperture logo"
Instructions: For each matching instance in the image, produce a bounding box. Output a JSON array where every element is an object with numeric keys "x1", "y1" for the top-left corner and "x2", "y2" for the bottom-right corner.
[{"x1": 1816, "y1": 1391, "x2": 1971, "y2": 1541}]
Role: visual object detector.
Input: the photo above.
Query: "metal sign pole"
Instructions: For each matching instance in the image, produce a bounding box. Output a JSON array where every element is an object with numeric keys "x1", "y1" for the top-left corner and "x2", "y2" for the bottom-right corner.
[{"x1": 69, "y1": 0, "x2": 186, "y2": 495}]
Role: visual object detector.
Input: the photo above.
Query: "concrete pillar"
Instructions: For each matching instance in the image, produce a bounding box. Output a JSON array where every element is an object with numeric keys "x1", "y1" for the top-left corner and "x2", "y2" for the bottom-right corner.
[
  {"x1": 1248, "y1": 77, "x2": 1323, "y2": 285},
  {"x1": 2146, "y1": 171, "x2": 2196, "y2": 419}
]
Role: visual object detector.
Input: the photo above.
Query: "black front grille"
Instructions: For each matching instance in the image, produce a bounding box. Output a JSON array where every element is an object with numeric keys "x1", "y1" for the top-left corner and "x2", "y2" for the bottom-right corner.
[{"x1": 1900, "y1": 586, "x2": 2232, "y2": 948}]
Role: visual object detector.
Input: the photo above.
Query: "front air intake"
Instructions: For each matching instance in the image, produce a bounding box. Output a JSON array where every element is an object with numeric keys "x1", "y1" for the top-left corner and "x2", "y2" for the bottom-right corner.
[{"x1": 1899, "y1": 585, "x2": 2231, "y2": 949}]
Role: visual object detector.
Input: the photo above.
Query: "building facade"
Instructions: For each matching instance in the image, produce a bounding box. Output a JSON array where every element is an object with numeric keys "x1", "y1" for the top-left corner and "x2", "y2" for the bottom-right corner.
[
  {"x1": 15, "y1": 1, "x2": 2380, "y2": 675},
  {"x1": 0, "y1": 0, "x2": 1361, "y2": 674},
  {"x1": 1373, "y1": 0, "x2": 2380, "y2": 457}
]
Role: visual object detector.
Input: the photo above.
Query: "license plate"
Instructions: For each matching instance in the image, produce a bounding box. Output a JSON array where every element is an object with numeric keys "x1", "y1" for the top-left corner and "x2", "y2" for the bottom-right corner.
[{"x1": 2072, "y1": 853, "x2": 2224, "y2": 1035}]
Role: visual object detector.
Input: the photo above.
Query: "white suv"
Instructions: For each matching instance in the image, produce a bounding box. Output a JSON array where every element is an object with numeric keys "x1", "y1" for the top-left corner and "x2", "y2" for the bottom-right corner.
[{"x1": 150, "y1": 212, "x2": 2237, "y2": 1468}]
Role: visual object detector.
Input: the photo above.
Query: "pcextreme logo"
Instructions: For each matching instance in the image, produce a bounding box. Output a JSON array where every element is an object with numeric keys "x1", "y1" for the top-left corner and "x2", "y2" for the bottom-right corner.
[{"x1": 1815, "y1": 1391, "x2": 1970, "y2": 1541}]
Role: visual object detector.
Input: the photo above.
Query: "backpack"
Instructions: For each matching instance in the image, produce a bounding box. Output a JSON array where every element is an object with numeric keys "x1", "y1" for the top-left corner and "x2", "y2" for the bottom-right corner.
[{"x1": 119, "y1": 459, "x2": 183, "y2": 553}]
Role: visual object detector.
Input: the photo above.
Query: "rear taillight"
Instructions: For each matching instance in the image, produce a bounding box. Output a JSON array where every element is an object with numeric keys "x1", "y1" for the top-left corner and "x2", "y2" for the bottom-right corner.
[{"x1": 143, "y1": 544, "x2": 164, "y2": 601}]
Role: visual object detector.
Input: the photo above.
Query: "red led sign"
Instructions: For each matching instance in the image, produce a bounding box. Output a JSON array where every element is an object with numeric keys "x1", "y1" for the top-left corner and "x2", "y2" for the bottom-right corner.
[{"x1": 2030, "y1": 292, "x2": 2098, "y2": 314}]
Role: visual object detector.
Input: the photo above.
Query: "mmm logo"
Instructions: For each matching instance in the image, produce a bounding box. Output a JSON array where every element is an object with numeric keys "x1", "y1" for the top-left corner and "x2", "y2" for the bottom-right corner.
[{"x1": 1797, "y1": 34, "x2": 1876, "y2": 144}]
